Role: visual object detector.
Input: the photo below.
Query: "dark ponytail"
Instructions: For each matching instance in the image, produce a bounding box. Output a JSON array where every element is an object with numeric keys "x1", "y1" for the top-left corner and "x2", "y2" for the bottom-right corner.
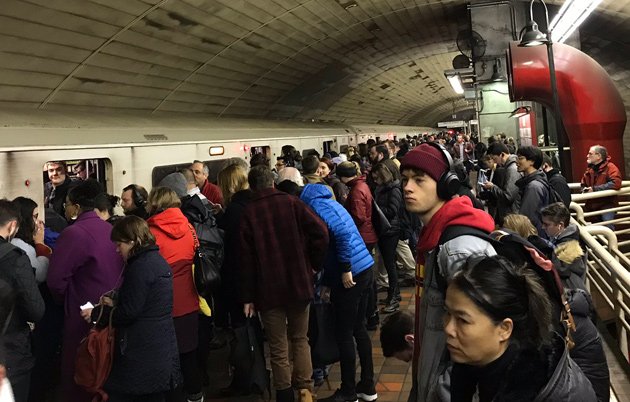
[{"x1": 451, "y1": 256, "x2": 553, "y2": 348}]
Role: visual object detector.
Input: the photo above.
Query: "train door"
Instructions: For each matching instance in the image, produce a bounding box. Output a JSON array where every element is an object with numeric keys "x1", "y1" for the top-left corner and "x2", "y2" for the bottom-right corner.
[{"x1": 323, "y1": 140, "x2": 334, "y2": 155}]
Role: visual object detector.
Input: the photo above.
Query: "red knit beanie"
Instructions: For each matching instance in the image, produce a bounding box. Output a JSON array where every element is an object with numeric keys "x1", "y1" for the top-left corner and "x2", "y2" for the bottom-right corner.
[{"x1": 400, "y1": 143, "x2": 449, "y2": 182}]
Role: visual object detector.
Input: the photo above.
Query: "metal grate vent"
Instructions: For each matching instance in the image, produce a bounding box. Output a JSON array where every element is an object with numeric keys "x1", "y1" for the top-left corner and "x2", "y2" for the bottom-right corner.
[{"x1": 144, "y1": 134, "x2": 168, "y2": 141}]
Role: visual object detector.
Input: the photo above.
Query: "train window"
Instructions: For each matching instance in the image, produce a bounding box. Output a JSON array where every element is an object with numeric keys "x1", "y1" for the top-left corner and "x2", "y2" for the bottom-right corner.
[
  {"x1": 323, "y1": 141, "x2": 333, "y2": 155},
  {"x1": 152, "y1": 159, "x2": 228, "y2": 187},
  {"x1": 249, "y1": 146, "x2": 271, "y2": 167},
  {"x1": 302, "y1": 148, "x2": 320, "y2": 158},
  {"x1": 42, "y1": 158, "x2": 110, "y2": 216}
]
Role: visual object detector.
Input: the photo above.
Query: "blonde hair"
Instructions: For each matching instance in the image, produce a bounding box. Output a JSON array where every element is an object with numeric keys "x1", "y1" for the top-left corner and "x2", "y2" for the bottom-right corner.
[
  {"x1": 503, "y1": 214, "x2": 537, "y2": 238},
  {"x1": 147, "y1": 186, "x2": 180, "y2": 215},
  {"x1": 217, "y1": 164, "x2": 249, "y2": 206}
]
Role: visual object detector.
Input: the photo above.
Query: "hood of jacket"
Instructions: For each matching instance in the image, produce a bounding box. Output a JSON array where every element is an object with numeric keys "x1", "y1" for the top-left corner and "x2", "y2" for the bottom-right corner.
[
  {"x1": 515, "y1": 170, "x2": 547, "y2": 189},
  {"x1": 545, "y1": 168, "x2": 561, "y2": 180},
  {"x1": 417, "y1": 196, "x2": 495, "y2": 263},
  {"x1": 300, "y1": 183, "x2": 332, "y2": 204},
  {"x1": 504, "y1": 154, "x2": 518, "y2": 168},
  {"x1": 554, "y1": 239, "x2": 584, "y2": 265},
  {"x1": 555, "y1": 223, "x2": 579, "y2": 242},
  {"x1": 148, "y1": 207, "x2": 190, "y2": 240}
]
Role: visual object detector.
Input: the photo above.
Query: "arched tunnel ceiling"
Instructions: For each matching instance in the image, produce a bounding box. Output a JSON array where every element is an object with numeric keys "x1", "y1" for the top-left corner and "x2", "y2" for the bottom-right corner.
[{"x1": 0, "y1": 0, "x2": 628, "y2": 127}]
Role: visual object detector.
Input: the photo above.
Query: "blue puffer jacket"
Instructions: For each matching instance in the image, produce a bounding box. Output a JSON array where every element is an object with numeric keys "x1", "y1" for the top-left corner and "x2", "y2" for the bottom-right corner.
[{"x1": 300, "y1": 184, "x2": 374, "y2": 286}]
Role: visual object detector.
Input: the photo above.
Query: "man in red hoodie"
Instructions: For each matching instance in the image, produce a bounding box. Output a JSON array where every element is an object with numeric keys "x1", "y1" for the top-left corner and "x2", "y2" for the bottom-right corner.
[{"x1": 396, "y1": 143, "x2": 496, "y2": 402}]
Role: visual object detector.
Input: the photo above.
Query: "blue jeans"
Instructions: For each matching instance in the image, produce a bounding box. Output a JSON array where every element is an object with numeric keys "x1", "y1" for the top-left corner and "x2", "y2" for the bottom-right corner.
[{"x1": 601, "y1": 211, "x2": 616, "y2": 230}]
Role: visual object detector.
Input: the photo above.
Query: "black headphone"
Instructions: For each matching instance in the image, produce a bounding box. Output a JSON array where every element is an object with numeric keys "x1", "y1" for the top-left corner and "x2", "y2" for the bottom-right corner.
[
  {"x1": 124, "y1": 184, "x2": 146, "y2": 208},
  {"x1": 424, "y1": 142, "x2": 461, "y2": 200}
]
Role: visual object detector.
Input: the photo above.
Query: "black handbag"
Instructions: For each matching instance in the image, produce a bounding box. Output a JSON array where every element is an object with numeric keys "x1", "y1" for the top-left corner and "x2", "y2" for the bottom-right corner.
[
  {"x1": 230, "y1": 318, "x2": 271, "y2": 397},
  {"x1": 308, "y1": 303, "x2": 339, "y2": 366},
  {"x1": 372, "y1": 199, "x2": 391, "y2": 236},
  {"x1": 188, "y1": 224, "x2": 222, "y2": 300}
]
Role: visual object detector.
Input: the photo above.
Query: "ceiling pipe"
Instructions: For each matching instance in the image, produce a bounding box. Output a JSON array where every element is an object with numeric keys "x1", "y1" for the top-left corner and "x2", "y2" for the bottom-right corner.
[
  {"x1": 506, "y1": 41, "x2": 627, "y2": 181},
  {"x1": 468, "y1": 1, "x2": 517, "y2": 41}
]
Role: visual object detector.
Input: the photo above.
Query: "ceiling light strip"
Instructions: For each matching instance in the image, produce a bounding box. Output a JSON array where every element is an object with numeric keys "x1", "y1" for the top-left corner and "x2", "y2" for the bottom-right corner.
[{"x1": 549, "y1": 0, "x2": 603, "y2": 43}]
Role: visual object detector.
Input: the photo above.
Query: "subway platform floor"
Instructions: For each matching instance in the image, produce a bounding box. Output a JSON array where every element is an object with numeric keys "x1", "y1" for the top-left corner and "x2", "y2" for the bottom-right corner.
[{"x1": 204, "y1": 287, "x2": 628, "y2": 402}]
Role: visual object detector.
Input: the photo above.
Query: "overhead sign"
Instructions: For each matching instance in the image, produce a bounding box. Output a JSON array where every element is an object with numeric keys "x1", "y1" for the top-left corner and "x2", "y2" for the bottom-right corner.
[{"x1": 437, "y1": 120, "x2": 466, "y2": 128}]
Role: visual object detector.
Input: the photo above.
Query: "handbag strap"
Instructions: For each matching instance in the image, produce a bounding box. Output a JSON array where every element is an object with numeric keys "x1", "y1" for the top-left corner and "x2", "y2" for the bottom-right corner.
[{"x1": 187, "y1": 224, "x2": 200, "y2": 249}]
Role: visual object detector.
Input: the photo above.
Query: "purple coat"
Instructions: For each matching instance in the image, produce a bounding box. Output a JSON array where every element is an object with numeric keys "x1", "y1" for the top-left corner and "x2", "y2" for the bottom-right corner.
[{"x1": 48, "y1": 211, "x2": 124, "y2": 401}]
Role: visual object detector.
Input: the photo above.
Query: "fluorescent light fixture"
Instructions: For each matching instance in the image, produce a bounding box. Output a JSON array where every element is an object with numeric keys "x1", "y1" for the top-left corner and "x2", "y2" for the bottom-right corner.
[
  {"x1": 446, "y1": 75, "x2": 464, "y2": 94},
  {"x1": 208, "y1": 146, "x2": 224, "y2": 156},
  {"x1": 550, "y1": 0, "x2": 603, "y2": 43}
]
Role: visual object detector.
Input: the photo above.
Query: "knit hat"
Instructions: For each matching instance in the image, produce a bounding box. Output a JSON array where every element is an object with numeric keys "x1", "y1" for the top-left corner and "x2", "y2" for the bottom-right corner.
[
  {"x1": 158, "y1": 172, "x2": 188, "y2": 198},
  {"x1": 400, "y1": 143, "x2": 449, "y2": 182},
  {"x1": 336, "y1": 162, "x2": 358, "y2": 178}
]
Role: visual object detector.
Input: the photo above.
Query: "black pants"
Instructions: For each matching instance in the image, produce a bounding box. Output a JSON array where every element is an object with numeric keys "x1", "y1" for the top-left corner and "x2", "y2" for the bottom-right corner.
[
  {"x1": 9, "y1": 370, "x2": 31, "y2": 402},
  {"x1": 379, "y1": 235, "x2": 400, "y2": 298},
  {"x1": 364, "y1": 244, "x2": 377, "y2": 321},
  {"x1": 331, "y1": 268, "x2": 374, "y2": 396}
]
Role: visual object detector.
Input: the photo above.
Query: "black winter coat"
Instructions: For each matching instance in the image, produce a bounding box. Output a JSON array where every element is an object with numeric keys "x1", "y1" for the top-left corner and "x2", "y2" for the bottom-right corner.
[
  {"x1": 567, "y1": 289, "x2": 610, "y2": 402},
  {"x1": 450, "y1": 335, "x2": 597, "y2": 402},
  {"x1": 373, "y1": 181, "x2": 403, "y2": 238},
  {"x1": 103, "y1": 245, "x2": 181, "y2": 395},
  {"x1": 516, "y1": 171, "x2": 550, "y2": 236},
  {"x1": 0, "y1": 239, "x2": 44, "y2": 379},
  {"x1": 217, "y1": 190, "x2": 254, "y2": 298},
  {"x1": 546, "y1": 169, "x2": 572, "y2": 208}
]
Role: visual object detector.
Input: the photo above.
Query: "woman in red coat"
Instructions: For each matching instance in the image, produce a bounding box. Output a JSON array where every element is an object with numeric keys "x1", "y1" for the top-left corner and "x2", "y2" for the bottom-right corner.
[{"x1": 146, "y1": 187, "x2": 202, "y2": 402}]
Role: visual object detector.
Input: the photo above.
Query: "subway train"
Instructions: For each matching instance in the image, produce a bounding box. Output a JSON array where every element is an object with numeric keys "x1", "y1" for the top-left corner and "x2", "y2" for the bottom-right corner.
[{"x1": 0, "y1": 108, "x2": 432, "y2": 209}]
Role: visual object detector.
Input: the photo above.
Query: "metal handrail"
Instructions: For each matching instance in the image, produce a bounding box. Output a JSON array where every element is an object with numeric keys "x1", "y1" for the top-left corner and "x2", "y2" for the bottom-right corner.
[
  {"x1": 575, "y1": 222, "x2": 630, "y2": 364},
  {"x1": 567, "y1": 184, "x2": 630, "y2": 364}
]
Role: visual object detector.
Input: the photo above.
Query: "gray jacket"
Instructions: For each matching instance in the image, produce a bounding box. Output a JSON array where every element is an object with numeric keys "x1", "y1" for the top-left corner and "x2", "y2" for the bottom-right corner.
[
  {"x1": 409, "y1": 235, "x2": 496, "y2": 402},
  {"x1": 490, "y1": 155, "x2": 520, "y2": 225}
]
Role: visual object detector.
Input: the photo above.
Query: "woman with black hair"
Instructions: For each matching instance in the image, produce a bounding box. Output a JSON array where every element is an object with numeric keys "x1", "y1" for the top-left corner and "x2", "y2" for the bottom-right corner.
[
  {"x1": 371, "y1": 163, "x2": 403, "y2": 313},
  {"x1": 47, "y1": 180, "x2": 124, "y2": 402},
  {"x1": 94, "y1": 193, "x2": 123, "y2": 225},
  {"x1": 444, "y1": 256, "x2": 596, "y2": 402},
  {"x1": 10, "y1": 197, "x2": 51, "y2": 283}
]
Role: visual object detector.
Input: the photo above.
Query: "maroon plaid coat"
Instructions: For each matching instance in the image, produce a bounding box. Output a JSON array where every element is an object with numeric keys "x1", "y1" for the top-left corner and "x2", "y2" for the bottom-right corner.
[{"x1": 238, "y1": 188, "x2": 329, "y2": 311}]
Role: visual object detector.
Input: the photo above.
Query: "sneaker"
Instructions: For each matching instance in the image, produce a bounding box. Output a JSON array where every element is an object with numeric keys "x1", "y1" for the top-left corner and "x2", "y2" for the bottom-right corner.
[
  {"x1": 381, "y1": 300, "x2": 400, "y2": 314},
  {"x1": 318, "y1": 389, "x2": 358, "y2": 402},
  {"x1": 356, "y1": 382, "x2": 378, "y2": 402},
  {"x1": 366, "y1": 312, "x2": 379, "y2": 331}
]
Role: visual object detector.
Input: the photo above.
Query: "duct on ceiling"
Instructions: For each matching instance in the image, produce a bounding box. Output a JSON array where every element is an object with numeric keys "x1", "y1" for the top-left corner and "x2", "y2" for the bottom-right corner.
[{"x1": 507, "y1": 41, "x2": 627, "y2": 181}]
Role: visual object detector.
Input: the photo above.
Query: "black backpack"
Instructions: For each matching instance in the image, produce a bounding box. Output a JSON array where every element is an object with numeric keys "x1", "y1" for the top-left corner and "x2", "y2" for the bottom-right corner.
[
  {"x1": 189, "y1": 200, "x2": 225, "y2": 300},
  {"x1": 438, "y1": 226, "x2": 576, "y2": 345}
]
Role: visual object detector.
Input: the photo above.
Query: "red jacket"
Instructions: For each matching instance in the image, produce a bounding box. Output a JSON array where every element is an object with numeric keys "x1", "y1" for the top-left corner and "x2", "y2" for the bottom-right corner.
[
  {"x1": 147, "y1": 208, "x2": 198, "y2": 317},
  {"x1": 345, "y1": 176, "x2": 378, "y2": 246},
  {"x1": 238, "y1": 188, "x2": 329, "y2": 311},
  {"x1": 201, "y1": 180, "x2": 224, "y2": 205},
  {"x1": 581, "y1": 157, "x2": 622, "y2": 211}
]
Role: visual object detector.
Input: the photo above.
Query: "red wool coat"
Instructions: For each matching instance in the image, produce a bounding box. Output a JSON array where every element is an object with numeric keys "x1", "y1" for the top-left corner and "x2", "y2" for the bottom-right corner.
[
  {"x1": 580, "y1": 157, "x2": 622, "y2": 212},
  {"x1": 345, "y1": 176, "x2": 378, "y2": 246},
  {"x1": 148, "y1": 208, "x2": 199, "y2": 317},
  {"x1": 238, "y1": 188, "x2": 329, "y2": 311}
]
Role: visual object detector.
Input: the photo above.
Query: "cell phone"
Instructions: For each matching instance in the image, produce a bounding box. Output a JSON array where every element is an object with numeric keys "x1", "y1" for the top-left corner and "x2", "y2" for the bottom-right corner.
[{"x1": 478, "y1": 170, "x2": 488, "y2": 185}]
